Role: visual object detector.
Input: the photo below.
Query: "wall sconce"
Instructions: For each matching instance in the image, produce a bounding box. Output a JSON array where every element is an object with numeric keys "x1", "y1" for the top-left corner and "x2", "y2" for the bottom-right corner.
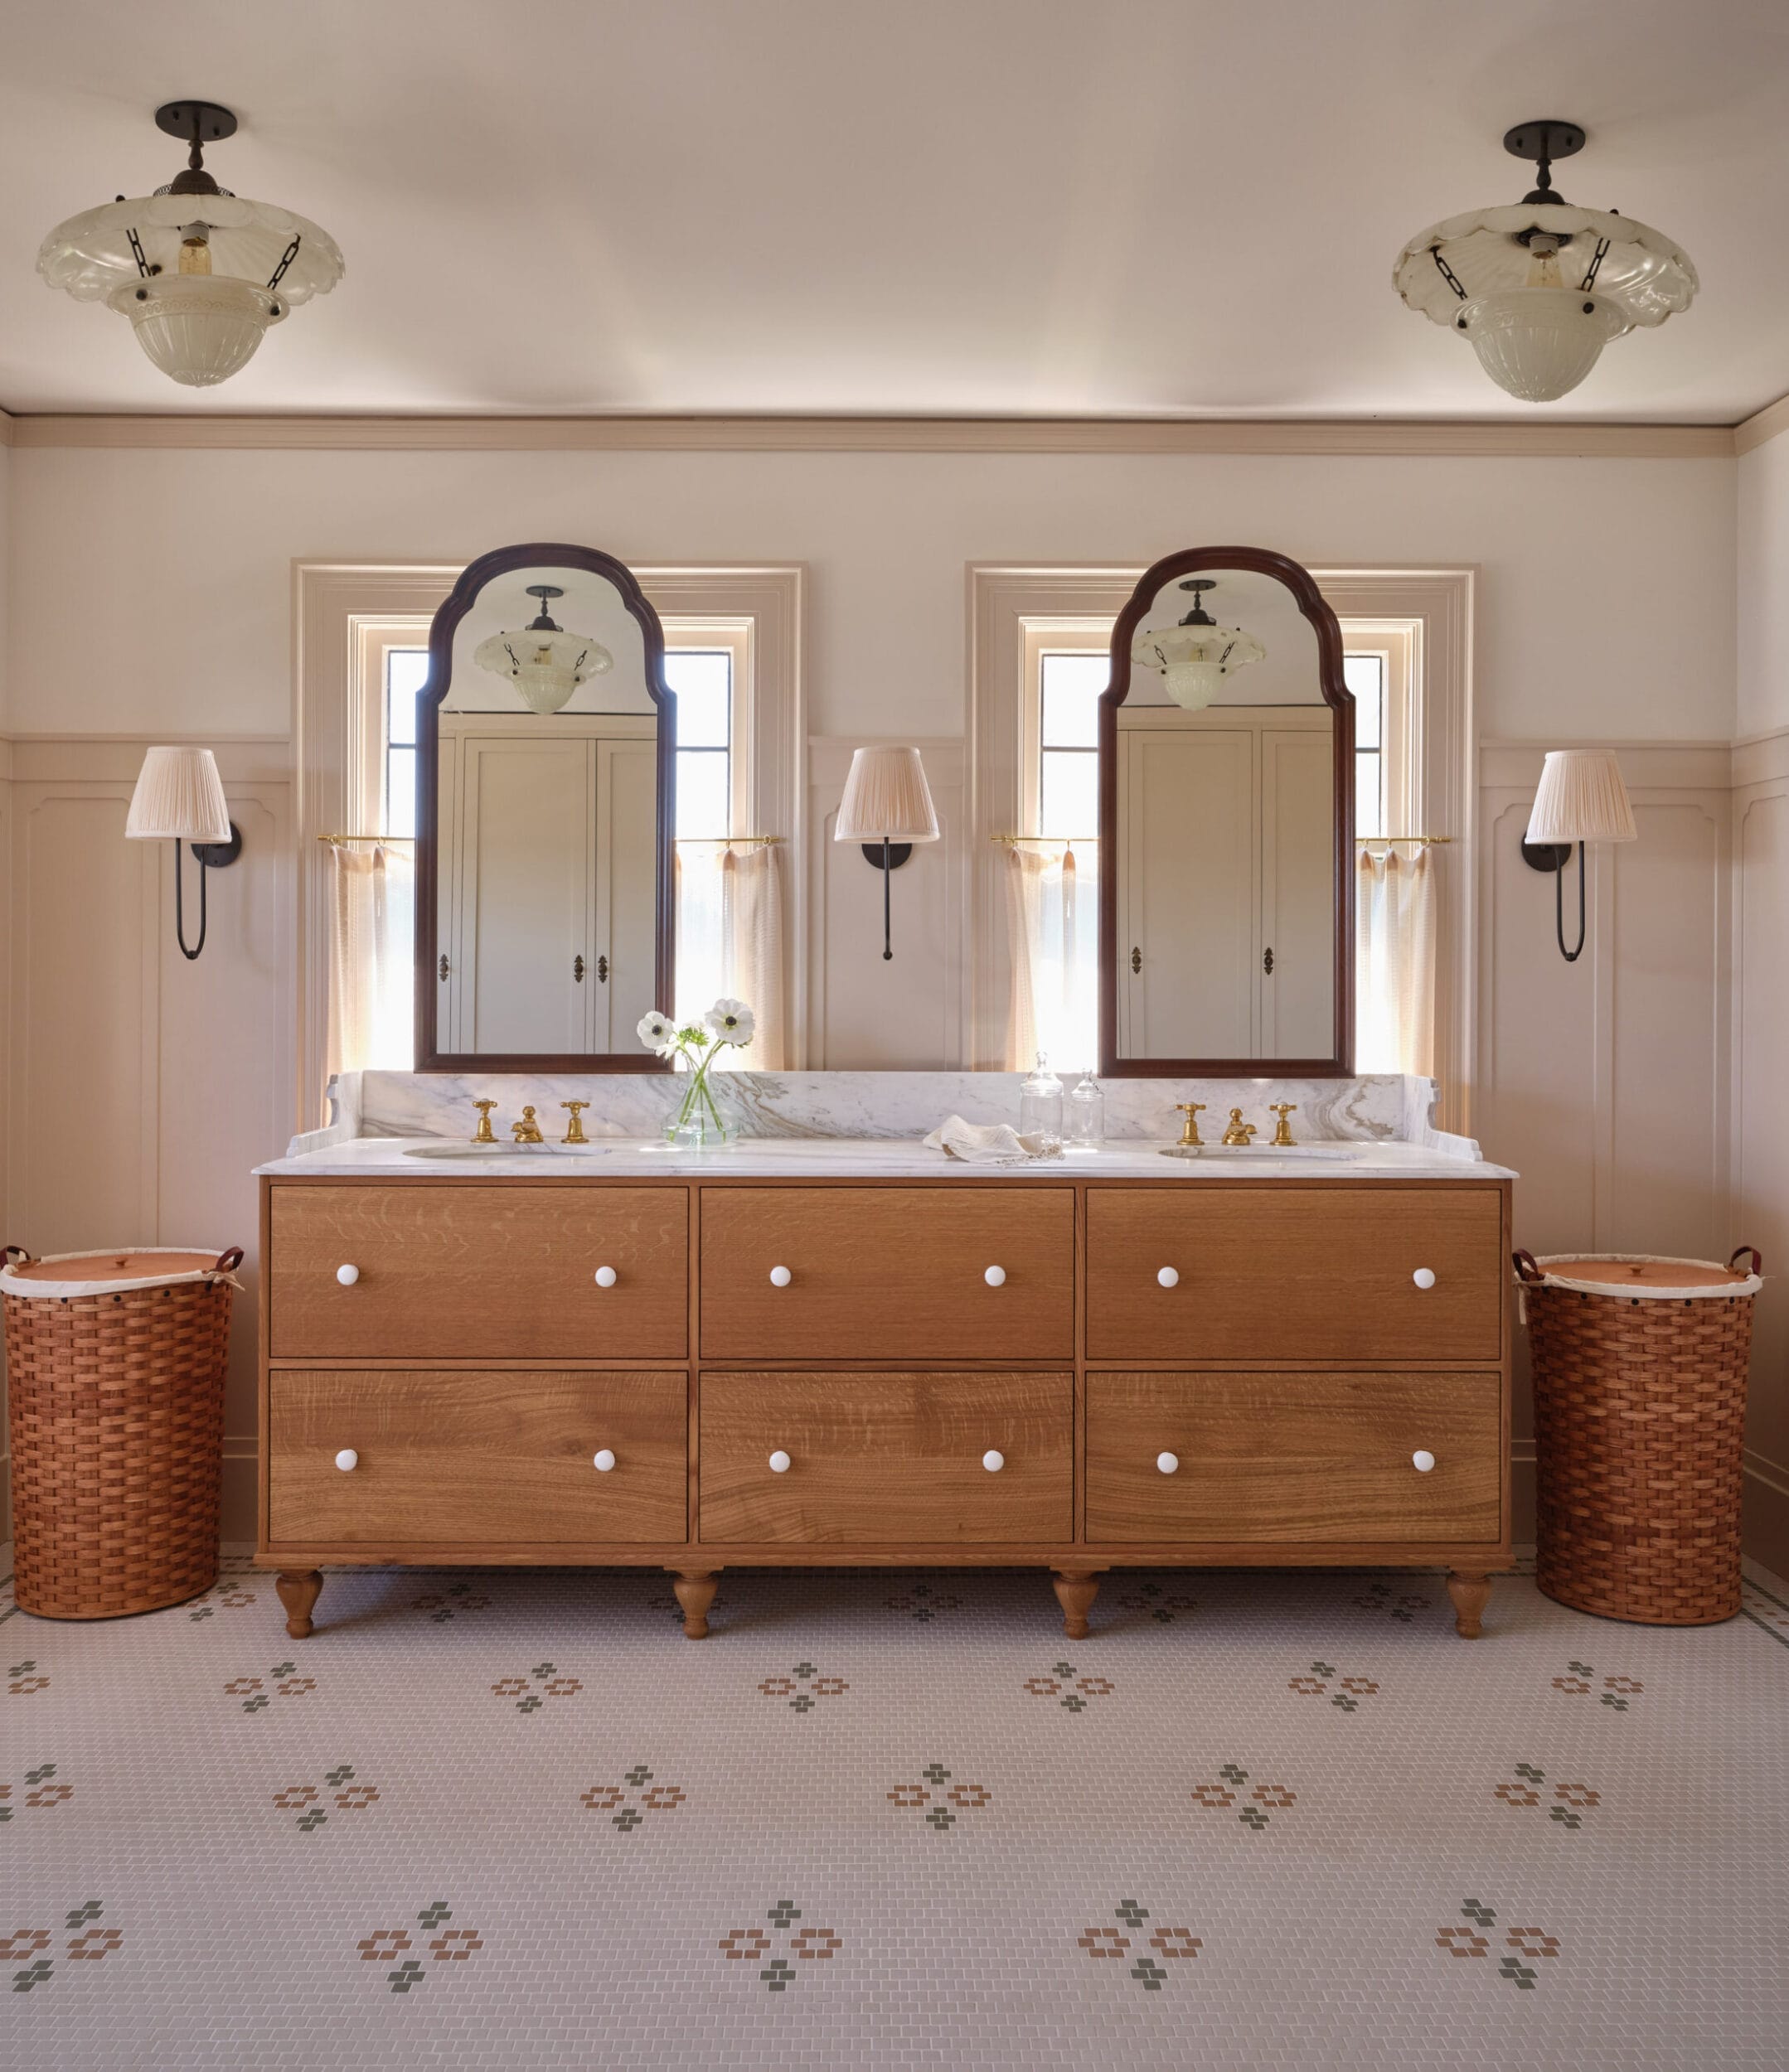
[
  {"x1": 1521, "y1": 748, "x2": 1636, "y2": 961},
  {"x1": 834, "y1": 746, "x2": 939, "y2": 960},
  {"x1": 125, "y1": 747, "x2": 243, "y2": 960}
]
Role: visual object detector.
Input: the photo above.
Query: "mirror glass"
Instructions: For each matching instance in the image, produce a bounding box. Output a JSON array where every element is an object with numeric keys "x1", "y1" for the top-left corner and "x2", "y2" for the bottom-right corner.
[
  {"x1": 1102, "y1": 552, "x2": 1352, "y2": 1075},
  {"x1": 415, "y1": 546, "x2": 672, "y2": 1069}
]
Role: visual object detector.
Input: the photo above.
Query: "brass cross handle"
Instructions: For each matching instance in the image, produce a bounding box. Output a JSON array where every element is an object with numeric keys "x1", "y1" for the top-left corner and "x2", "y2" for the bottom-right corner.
[
  {"x1": 1175, "y1": 1101, "x2": 1207, "y2": 1147},
  {"x1": 471, "y1": 1099, "x2": 498, "y2": 1145},
  {"x1": 1268, "y1": 1101, "x2": 1297, "y2": 1147},
  {"x1": 561, "y1": 1100, "x2": 591, "y2": 1145}
]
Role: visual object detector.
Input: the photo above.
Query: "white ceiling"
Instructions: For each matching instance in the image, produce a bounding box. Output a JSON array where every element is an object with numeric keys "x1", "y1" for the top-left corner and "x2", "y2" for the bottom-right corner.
[{"x1": 2, "y1": 0, "x2": 1784, "y2": 421}]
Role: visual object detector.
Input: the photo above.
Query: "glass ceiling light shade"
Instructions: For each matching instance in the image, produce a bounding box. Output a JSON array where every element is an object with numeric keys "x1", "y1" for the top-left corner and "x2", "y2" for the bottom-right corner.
[
  {"x1": 1130, "y1": 579, "x2": 1265, "y2": 711},
  {"x1": 1394, "y1": 121, "x2": 1694, "y2": 404},
  {"x1": 473, "y1": 586, "x2": 613, "y2": 715},
  {"x1": 37, "y1": 100, "x2": 343, "y2": 389}
]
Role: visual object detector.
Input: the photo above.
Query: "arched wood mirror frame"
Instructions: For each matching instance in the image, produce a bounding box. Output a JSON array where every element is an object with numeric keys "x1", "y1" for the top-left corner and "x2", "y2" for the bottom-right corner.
[
  {"x1": 1098, "y1": 545, "x2": 1355, "y2": 1079},
  {"x1": 414, "y1": 540, "x2": 676, "y2": 1073}
]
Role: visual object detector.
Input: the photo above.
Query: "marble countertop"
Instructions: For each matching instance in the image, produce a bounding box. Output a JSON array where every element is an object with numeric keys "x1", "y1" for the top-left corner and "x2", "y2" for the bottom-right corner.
[{"x1": 256, "y1": 1135, "x2": 1514, "y2": 1182}]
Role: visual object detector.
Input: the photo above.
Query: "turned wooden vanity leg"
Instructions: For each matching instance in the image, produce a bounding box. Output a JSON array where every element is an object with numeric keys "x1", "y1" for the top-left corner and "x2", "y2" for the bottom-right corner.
[
  {"x1": 1051, "y1": 1570, "x2": 1103, "y2": 1640},
  {"x1": 670, "y1": 1569, "x2": 720, "y2": 1639},
  {"x1": 1446, "y1": 1571, "x2": 1492, "y2": 1639},
  {"x1": 275, "y1": 1570, "x2": 324, "y2": 1639}
]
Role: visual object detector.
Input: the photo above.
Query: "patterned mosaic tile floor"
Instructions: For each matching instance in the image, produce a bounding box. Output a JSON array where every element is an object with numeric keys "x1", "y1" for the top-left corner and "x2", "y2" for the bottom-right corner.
[{"x1": 4, "y1": 1555, "x2": 1787, "y2": 2071}]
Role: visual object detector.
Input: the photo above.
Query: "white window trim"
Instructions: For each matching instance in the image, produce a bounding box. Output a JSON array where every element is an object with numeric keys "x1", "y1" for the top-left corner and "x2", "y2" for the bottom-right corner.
[
  {"x1": 967, "y1": 564, "x2": 1476, "y2": 1131},
  {"x1": 293, "y1": 561, "x2": 806, "y2": 1126}
]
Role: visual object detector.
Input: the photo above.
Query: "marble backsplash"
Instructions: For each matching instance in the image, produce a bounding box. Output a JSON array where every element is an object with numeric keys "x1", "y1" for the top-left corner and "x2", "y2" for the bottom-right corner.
[{"x1": 313, "y1": 1068, "x2": 1465, "y2": 1155}]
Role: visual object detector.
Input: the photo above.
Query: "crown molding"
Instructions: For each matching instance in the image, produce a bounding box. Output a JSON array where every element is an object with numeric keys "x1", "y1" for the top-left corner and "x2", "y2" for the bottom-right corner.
[
  {"x1": 0, "y1": 411, "x2": 1740, "y2": 458},
  {"x1": 1735, "y1": 392, "x2": 1789, "y2": 455}
]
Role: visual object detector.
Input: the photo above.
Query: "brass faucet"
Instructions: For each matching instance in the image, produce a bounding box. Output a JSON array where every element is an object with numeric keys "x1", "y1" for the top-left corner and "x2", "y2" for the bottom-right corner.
[
  {"x1": 1175, "y1": 1101, "x2": 1208, "y2": 1147},
  {"x1": 511, "y1": 1105, "x2": 545, "y2": 1144},
  {"x1": 1221, "y1": 1107, "x2": 1258, "y2": 1147},
  {"x1": 1268, "y1": 1102, "x2": 1297, "y2": 1147},
  {"x1": 472, "y1": 1099, "x2": 498, "y2": 1144},
  {"x1": 561, "y1": 1100, "x2": 591, "y2": 1145}
]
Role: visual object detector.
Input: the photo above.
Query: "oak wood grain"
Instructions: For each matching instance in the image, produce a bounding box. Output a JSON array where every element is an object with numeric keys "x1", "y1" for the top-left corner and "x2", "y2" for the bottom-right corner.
[
  {"x1": 267, "y1": 1369, "x2": 688, "y2": 1544},
  {"x1": 699, "y1": 1188, "x2": 1075, "y2": 1363},
  {"x1": 1085, "y1": 1185, "x2": 1504, "y2": 1364},
  {"x1": 269, "y1": 1185, "x2": 688, "y2": 1361},
  {"x1": 1084, "y1": 1371, "x2": 1501, "y2": 1542},
  {"x1": 697, "y1": 1371, "x2": 1073, "y2": 1543}
]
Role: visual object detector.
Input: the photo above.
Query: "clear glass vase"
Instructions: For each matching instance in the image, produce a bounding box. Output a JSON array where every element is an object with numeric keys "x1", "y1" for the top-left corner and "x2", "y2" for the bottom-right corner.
[{"x1": 664, "y1": 1057, "x2": 737, "y2": 1151}]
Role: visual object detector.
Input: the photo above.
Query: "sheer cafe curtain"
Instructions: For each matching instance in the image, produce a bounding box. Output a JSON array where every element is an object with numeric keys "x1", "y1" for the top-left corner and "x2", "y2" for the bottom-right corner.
[
  {"x1": 1355, "y1": 842, "x2": 1437, "y2": 1077},
  {"x1": 327, "y1": 843, "x2": 414, "y2": 1076},
  {"x1": 1003, "y1": 840, "x2": 1099, "y2": 1073},
  {"x1": 677, "y1": 841, "x2": 789, "y2": 1069}
]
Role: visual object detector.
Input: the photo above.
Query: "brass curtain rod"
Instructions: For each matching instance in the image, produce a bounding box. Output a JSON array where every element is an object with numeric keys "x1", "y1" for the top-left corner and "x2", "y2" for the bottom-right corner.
[
  {"x1": 992, "y1": 833, "x2": 1102, "y2": 845},
  {"x1": 1355, "y1": 834, "x2": 1454, "y2": 845},
  {"x1": 318, "y1": 833, "x2": 414, "y2": 846},
  {"x1": 676, "y1": 835, "x2": 784, "y2": 846}
]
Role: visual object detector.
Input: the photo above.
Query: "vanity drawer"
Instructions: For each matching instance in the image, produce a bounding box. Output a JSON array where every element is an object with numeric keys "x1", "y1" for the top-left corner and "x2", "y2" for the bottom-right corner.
[
  {"x1": 1085, "y1": 1371, "x2": 1502, "y2": 1544},
  {"x1": 698, "y1": 1188, "x2": 1075, "y2": 1362},
  {"x1": 698, "y1": 1370, "x2": 1072, "y2": 1543},
  {"x1": 268, "y1": 1184, "x2": 688, "y2": 1361},
  {"x1": 1084, "y1": 1185, "x2": 1504, "y2": 1363},
  {"x1": 266, "y1": 1369, "x2": 689, "y2": 1545}
]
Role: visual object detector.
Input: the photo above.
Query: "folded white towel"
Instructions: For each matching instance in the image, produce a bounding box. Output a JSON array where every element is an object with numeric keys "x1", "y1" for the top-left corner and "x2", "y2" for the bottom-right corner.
[{"x1": 922, "y1": 1114, "x2": 1063, "y2": 1164}]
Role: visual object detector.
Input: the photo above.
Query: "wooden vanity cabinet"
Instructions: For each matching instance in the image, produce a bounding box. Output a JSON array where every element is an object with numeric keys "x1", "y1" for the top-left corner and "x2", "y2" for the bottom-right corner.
[{"x1": 258, "y1": 1173, "x2": 1511, "y2": 1646}]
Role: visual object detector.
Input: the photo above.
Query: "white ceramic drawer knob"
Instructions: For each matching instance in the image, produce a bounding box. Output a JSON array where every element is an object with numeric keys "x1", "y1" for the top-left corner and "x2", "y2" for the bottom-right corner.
[
  {"x1": 982, "y1": 1449, "x2": 1005, "y2": 1472},
  {"x1": 984, "y1": 1265, "x2": 1006, "y2": 1287},
  {"x1": 593, "y1": 1448, "x2": 617, "y2": 1472},
  {"x1": 1156, "y1": 1450, "x2": 1180, "y2": 1474},
  {"x1": 334, "y1": 1448, "x2": 358, "y2": 1472},
  {"x1": 335, "y1": 1263, "x2": 360, "y2": 1286},
  {"x1": 1157, "y1": 1266, "x2": 1180, "y2": 1289},
  {"x1": 768, "y1": 1265, "x2": 793, "y2": 1288},
  {"x1": 768, "y1": 1449, "x2": 792, "y2": 1474},
  {"x1": 1413, "y1": 1266, "x2": 1437, "y2": 1290},
  {"x1": 594, "y1": 1266, "x2": 618, "y2": 1289},
  {"x1": 1412, "y1": 1449, "x2": 1437, "y2": 1473}
]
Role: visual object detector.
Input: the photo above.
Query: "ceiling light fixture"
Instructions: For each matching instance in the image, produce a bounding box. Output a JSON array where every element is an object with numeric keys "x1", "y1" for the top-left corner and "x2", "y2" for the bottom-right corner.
[
  {"x1": 37, "y1": 99, "x2": 344, "y2": 389},
  {"x1": 1130, "y1": 579, "x2": 1265, "y2": 711},
  {"x1": 473, "y1": 586, "x2": 613, "y2": 714},
  {"x1": 1394, "y1": 121, "x2": 1696, "y2": 404}
]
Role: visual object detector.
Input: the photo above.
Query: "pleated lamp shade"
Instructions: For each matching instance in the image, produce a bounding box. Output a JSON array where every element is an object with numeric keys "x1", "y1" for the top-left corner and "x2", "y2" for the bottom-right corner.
[
  {"x1": 834, "y1": 747, "x2": 940, "y2": 844},
  {"x1": 125, "y1": 747, "x2": 232, "y2": 843},
  {"x1": 1525, "y1": 749, "x2": 1638, "y2": 846}
]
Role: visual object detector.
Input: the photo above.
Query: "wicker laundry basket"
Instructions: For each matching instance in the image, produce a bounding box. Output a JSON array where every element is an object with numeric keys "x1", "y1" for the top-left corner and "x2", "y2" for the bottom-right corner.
[
  {"x1": 1515, "y1": 1247, "x2": 1762, "y2": 1626},
  {"x1": 2, "y1": 1245, "x2": 243, "y2": 1619}
]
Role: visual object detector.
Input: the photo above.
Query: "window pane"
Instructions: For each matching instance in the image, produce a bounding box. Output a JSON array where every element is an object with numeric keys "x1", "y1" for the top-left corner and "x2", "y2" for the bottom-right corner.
[
  {"x1": 1040, "y1": 748, "x2": 1098, "y2": 839},
  {"x1": 1344, "y1": 653, "x2": 1384, "y2": 748},
  {"x1": 665, "y1": 650, "x2": 731, "y2": 747},
  {"x1": 386, "y1": 649, "x2": 428, "y2": 747},
  {"x1": 676, "y1": 748, "x2": 730, "y2": 839},
  {"x1": 1040, "y1": 653, "x2": 1108, "y2": 746},
  {"x1": 1355, "y1": 749, "x2": 1383, "y2": 838},
  {"x1": 385, "y1": 748, "x2": 416, "y2": 838}
]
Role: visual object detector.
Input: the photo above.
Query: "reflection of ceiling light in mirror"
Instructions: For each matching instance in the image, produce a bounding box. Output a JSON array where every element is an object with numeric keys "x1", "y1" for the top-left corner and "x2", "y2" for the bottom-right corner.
[
  {"x1": 1393, "y1": 120, "x2": 1695, "y2": 404},
  {"x1": 1131, "y1": 579, "x2": 1266, "y2": 711},
  {"x1": 36, "y1": 100, "x2": 344, "y2": 389},
  {"x1": 473, "y1": 584, "x2": 613, "y2": 714}
]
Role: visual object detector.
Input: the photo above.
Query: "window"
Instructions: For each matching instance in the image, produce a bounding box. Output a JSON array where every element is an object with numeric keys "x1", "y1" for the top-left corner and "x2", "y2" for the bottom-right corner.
[
  {"x1": 1345, "y1": 651, "x2": 1386, "y2": 840},
  {"x1": 1037, "y1": 651, "x2": 1105, "y2": 838}
]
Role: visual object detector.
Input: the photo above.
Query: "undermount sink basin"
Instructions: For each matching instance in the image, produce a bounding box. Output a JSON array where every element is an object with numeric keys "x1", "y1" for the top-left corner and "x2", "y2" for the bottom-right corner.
[
  {"x1": 1159, "y1": 1142, "x2": 1367, "y2": 1162},
  {"x1": 401, "y1": 1140, "x2": 612, "y2": 1160}
]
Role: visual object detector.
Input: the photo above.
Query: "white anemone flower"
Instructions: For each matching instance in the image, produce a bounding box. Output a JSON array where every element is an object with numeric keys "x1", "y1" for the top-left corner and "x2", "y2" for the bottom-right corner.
[
  {"x1": 705, "y1": 998, "x2": 755, "y2": 1048},
  {"x1": 637, "y1": 1009, "x2": 675, "y2": 1053}
]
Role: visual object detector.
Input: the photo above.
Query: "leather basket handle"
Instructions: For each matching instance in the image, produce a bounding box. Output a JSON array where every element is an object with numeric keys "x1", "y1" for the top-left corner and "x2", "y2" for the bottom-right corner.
[
  {"x1": 213, "y1": 1247, "x2": 245, "y2": 1275},
  {"x1": 1511, "y1": 1248, "x2": 1544, "y2": 1285},
  {"x1": 1728, "y1": 1244, "x2": 1762, "y2": 1277},
  {"x1": 3, "y1": 1242, "x2": 34, "y2": 1269}
]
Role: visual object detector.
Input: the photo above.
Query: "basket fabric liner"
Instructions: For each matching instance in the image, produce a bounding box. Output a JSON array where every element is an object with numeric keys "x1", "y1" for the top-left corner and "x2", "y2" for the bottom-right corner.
[
  {"x1": 1, "y1": 1246, "x2": 243, "y2": 1301},
  {"x1": 1519, "y1": 1251, "x2": 1762, "y2": 1302}
]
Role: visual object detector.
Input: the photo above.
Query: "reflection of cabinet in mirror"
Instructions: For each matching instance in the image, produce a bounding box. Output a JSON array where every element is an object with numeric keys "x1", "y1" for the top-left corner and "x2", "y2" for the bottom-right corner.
[
  {"x1": 436, "y1": 716, "x2": 657, "y2": 1053},
  {"x1": 1117, "y1": 710, "x2": 1332, "y2": 1060}
]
